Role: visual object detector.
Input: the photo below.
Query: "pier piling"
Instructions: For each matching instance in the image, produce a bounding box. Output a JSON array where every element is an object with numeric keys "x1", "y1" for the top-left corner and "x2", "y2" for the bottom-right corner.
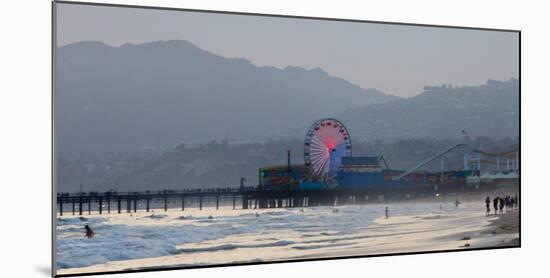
[
  {"x1": 98, "y1": 197, "x2": 102, "y2": 214},
  {"x1": 181, "y1": 195, "x2": 189, "y2": 211},
  {"x1": 88, "y1": 196, "x2": 91, "y2": 215},
  {"x1": 117, "y1": 197, "x2": 121, "y2": 214},
  {"x1": 78, "y1": 196, "x2": 83, "y2": 215},
  {"x1": 242, "y1": 194, "x2": 248, "y2": 209}
]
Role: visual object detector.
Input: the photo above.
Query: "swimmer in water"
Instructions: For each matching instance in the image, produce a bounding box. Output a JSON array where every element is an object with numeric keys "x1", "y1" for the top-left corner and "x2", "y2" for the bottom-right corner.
[{"x1": 84, "y1": 225, "x2": 94, "y2": 239}]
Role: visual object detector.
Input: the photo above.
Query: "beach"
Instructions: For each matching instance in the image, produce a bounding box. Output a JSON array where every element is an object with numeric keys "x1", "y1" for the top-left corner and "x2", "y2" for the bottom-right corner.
[{"x1": 56, "y1": 201, "x2": 519, "y2": 275}]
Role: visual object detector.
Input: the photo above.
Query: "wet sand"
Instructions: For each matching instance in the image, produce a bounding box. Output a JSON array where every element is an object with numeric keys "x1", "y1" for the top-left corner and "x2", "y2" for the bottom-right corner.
[
  {"x1": 485, "y1": 210, "x2": 520, "y2": 247},
  {"x1": 296, "y1": 208, "x2": 519, "y2": 260}
]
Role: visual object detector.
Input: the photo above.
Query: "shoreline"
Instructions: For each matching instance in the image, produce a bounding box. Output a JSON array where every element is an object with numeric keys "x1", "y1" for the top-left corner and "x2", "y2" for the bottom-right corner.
[
  {"x1": 293, "y1": 209, "x2": 519, "y2": 261},
  {"x1": 57, "y1": 204, "x2": 519, "y2": 275}
]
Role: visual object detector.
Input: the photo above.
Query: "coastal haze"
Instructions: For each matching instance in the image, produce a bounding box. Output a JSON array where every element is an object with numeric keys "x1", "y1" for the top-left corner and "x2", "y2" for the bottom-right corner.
[{"x1": 54, "y1": 2, "x2": 520, "y2": 276}]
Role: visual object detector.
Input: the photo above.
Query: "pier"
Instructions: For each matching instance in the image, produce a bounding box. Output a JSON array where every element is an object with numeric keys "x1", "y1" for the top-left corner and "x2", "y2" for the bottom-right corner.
[{"x1": 55, "y1": 181, "x2": 515, "y2": 216}]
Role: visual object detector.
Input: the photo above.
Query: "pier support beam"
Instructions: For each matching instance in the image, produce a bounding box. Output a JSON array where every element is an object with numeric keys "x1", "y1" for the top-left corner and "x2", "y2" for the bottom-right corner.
[
  {"x1": 78, "y1": 197, "x2": 83, "y2": 215},
  {"x1": 117, "y1": 197, "x2": 121, "y2": 214},
  {"x1": 99, "y1": 197, "x2": 102, "y2": 214},
  {"x1": 242, "y1": 194, "x2": 248, "y2": 209},
  {"x1": 181, "y1": 195, "x2": 189, "y2": 211}
]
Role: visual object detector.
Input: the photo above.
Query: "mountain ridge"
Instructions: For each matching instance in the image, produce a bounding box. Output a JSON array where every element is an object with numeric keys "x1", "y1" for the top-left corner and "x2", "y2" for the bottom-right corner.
[
  {"x1": 55, "y1": 40, "x2": 398, "y2": 157},
  {"x1": 337, "y1": 78, "x2": 519, "y2": 141}
]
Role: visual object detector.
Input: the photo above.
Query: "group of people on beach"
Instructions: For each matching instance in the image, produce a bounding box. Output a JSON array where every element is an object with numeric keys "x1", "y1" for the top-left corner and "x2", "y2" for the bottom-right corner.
[{"x1": 485, "y1": 195, "x2": 518, "y2": 216}]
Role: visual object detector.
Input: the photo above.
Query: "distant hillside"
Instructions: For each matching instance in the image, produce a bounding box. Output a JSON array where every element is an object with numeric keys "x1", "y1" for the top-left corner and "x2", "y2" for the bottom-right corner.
[
  {"x1": 57, "y1": 136, "x2": 518, "y2": 192},
  {"x1": 55, "y1": 40, "x2": 397, "y2": 157},
  {"x1": 338, "y1": 79, "x2": 519, "y2": 141}
]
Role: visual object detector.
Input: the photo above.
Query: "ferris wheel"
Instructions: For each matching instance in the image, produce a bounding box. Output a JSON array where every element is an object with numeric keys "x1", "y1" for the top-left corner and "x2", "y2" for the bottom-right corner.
[{"x1": 304, "y1": 118, "x2": 352, "y2": 180}]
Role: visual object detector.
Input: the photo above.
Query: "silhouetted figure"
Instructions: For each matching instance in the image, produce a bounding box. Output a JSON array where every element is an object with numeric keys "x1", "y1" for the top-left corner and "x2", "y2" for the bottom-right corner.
[
  {"x1": 499, "y1": 197, "x2": 505, "y2": 213},
  {"x1": 493, "y1": 197, "x2": 499, "y2": 215},
  {"x1": 84, "y1": 225, "x2": 94, "y2": 239},
  {"x1": 504, "y1": 196, "x2": 510, "y2": 211},
  {"x1": 485, "y1": 196, "x2": 491, "y2": 216},
  {"x1": 385, "y1": 206, "x2": 389, "y2": 219},
  {"x1": 514, "y1": 194, "x2": 519, "y2": 209}
]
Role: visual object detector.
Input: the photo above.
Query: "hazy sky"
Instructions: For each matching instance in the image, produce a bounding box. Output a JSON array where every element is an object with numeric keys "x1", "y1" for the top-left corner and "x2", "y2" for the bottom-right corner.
[{"x1": 56, "y1": 3, "x2": 519, "y2": 97}]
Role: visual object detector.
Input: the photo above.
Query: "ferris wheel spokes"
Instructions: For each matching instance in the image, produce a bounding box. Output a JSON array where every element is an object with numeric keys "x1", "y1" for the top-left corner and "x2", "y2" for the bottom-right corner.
[{"x1": 304, "y1": 118, "x2": 352, "y2": 179}]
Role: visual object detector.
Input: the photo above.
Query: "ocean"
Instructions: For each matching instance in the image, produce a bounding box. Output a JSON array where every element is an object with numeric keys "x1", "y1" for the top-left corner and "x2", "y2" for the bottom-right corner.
[{"x1": 56, "y1": 201, "x2": 478, "y2": 271}]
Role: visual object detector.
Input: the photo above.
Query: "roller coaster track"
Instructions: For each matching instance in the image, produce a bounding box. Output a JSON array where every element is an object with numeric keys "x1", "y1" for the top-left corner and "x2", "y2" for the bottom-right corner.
[
  {"x1": 477, "y1": 149, "x2": 519, "y2": 157},
  {"x1": 392, "y1": 143, "x2": 518, "y2": 181},
  {"x1": 392, "y1": 144, "x2": 470, "y2": 181}
]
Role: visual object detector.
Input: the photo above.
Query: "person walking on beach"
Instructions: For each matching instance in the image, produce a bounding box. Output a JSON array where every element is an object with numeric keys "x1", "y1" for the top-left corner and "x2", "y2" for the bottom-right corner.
[
  {"x1": 493, "y1": 197, "x2": 499, "y2": 215},
  {"x1": 385, "y1": 206, "x2": 389, "y2": 219},
  {"x1": 499, "y1": 197, "x2": 505, "y2": 214},
  {"x1": 84, "y1": 225, "x2": 95, "y2": 239},
  {"x1": 504, "y1": 196, "x2": 510, "y2": 211},
  {"x1": 485, "y1": 196, "x2": 491, "y2": 216}
]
